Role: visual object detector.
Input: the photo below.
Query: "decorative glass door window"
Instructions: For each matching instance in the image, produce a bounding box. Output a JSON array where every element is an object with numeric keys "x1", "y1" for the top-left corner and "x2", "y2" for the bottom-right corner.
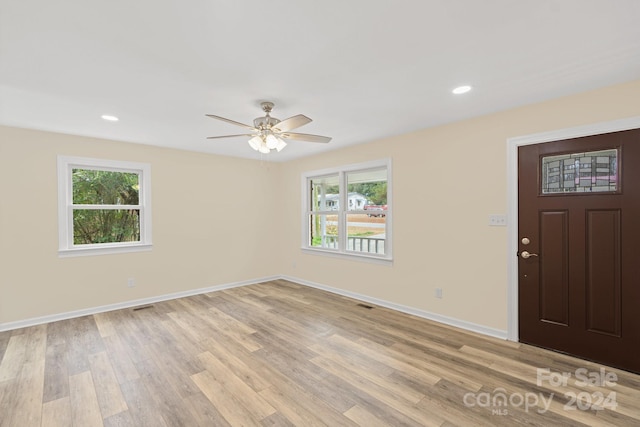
[{"x1": 541, "y1": 149, "x2": 618, "y2": 194}]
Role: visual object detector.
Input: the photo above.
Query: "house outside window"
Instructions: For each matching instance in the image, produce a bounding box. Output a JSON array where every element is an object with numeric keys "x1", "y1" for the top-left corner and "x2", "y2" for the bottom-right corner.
[
  {"x1": 302, "y1": 159, "x2": 391, "y2": 263},
  {"x1": 57, "y1": 156, "x2": 152, "y2": 257}
]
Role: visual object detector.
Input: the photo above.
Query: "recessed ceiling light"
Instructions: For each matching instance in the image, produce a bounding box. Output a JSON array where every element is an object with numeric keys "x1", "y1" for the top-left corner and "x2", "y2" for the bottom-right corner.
[
  {"x1": 452, "y1": 85, "x2": 472, "y2": 95},
  {"x1": 101, "y1": 115, "x2": 119, "y2": 121}
]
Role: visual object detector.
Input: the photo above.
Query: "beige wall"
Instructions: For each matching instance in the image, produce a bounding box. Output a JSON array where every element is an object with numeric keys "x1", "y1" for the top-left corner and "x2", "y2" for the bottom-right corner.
[
  {"x1": 278, "y1": 79, "x2": 640, "y2": 332},
  {"x1": 2, "y1": 79, "x2": 640, "y2": 331},
  {"x1": 0, "y1": 127, "x2": 281, "y2": 324}
]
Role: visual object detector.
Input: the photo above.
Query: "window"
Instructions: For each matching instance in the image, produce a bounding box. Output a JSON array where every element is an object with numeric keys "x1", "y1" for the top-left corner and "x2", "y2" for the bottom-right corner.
[
  {"x1": 302, "y1": 159, "x2": 391, "y2": 262},
  {"x1": 57, "y1": 156, "x2": 152, "y2": 256},
  {"x1": 541, "y1": 148, "x2": 619, "y2": 194}
]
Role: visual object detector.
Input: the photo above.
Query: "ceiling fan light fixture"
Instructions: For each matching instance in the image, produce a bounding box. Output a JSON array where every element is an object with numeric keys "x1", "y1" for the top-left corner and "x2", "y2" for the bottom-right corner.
[
  {"x1": 258, "y1": 141, "x2": 270, "y2": 154},
  {"x1": 248, "y1": 136, "x2": 262, "y2": 151},
  {"x1": 265, "y1": 133, "x2": 279, "y2": 149},
  {"x1": 275, "y1": 138, "x2": 287, "y2": 152}
]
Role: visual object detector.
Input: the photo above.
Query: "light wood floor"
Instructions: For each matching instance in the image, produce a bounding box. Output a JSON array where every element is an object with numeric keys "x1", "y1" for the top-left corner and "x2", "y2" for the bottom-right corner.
[{"x1": 1, "y1": 280, "x2": 639, "y2": 426}]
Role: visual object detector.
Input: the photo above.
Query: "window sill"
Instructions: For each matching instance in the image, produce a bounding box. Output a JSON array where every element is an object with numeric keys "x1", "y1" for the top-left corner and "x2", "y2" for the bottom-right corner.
[
  {"x1": 301, "y1": 247, "x2": 393, "y2": 266},
  {"x1": 59, "y1": 243, "x2": 152, "y2": 258}
]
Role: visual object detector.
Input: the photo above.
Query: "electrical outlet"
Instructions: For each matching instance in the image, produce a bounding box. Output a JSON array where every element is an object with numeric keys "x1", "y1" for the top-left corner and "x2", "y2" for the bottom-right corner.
[
  {"x1": 489, "y1": 214, "x2": 507, "y2": 226},
  {"x1": 435, "y1": 288, "x2": 443, "y2": 299},
  {"x1": 127, "y1": 278, "x2": 135, "y2": 288}
]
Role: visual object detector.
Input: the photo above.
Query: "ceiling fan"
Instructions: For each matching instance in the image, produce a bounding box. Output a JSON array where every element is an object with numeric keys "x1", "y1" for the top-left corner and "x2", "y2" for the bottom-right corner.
[{"x1": 206, "y1": 101, "x2": 332, "y2": 153}]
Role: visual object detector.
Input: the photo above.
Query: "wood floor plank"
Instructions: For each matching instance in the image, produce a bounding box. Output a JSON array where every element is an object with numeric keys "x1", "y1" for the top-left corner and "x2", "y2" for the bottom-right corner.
[
  {"x1": 210, "y1": 290, "x2": 271, "y2": 312},
  {"x1": 0, "y1": 334, "x2": 27, "y2": 382},
  {"x1": 43, "y1": 342, "x2": 69, "y2": 403},
  {"x1": 65, "y1": 316, "x2": 106, "y2": 376},
  {"x1": 41, "y1": 397, "x2": 72, "y2": 427},
  {"x1": 155, "y1": 317, "x2": 206, "y2": 368},
  {"x1": 165, "y1": 311, "x2": 207, "y2": 344},
  {"x1": 102, "y1": 410, "x2": 136, "y2": 427},
  {"x1": 197, "y1": 351, "x2": 276, "y2": 419},
  {"x1": 328, "y1": 334, "x2": 442, "y2": 386},
  {"x1": 182, "y1": 391, "x2": 233, "y2": 427},
  {"x1": 2, "y1": 361, "x2": 45, "y2": 427},
  {"x1": 69, "y1": 371, "x2": 104, "y2": 427},
  {"x1": 414, "y1": 380, "x2": 510, "y2": 427},
  {"x1": 344, "y1": 404, "x2": 397, "y2": 427},
  {"x1": 206, "y1": 304, "x2": 259, "y2": 335},
  {"x1": 359, "y1": 337, "x2": 485, "y2": 392},
  {"x1": 308, "y1": 342, "x2": 426, "y2": 404},
  {"x1": 254, "y1": 362, "x2": 366, "y2": 427},
  {"x1": 259, "y1": 412, "x2": 297, "y2": 427},
  {"x1": 94, "y1": 312, "x2": 117, "y2": 338},
  {"x1": 200, "y1": 306, "x2": 263, "y2": 352},
  {"x1": 0, "y1": 331, "x2": 10, "y2": 363},
  {"x1": 310, "y1": 354, "x2": 444, "y2": 427},
  {"x1": 117, "y1": 378, "x2": 168, "y2": 427},
  {"x1": 101, "y1": 334, "x2": 140, "y2": 385},
  {"x1": 0, "y1": 378, "x2": 20, "y2": 427},
  {"x1": 107, "y1": 311, "x2": 154, "y2": 365},
  {"x1": 134, "y1": 356, "x2": 201, "y2": 426},
  {"x1": 258, "y1": 385, "x2": 350, "y2": 427},
  {"x1": 23, "y1": 324, "x2": 47, "y2": 365},
  {"x1": 89, "y1": 351, "x2": 128, "y2": 419},
  {"x1": 191, "y1": 370, "x2": 264, "y2": 427},
  {"x1": 0, "y1": 378, "x2": 8, "y2": 416},
  {"x1": 202, "y1": 336, "x2": 271, "y2": 392},
  {"x1": 251, "y1": 342, "x2": 357, "y2": 414},
  {"x1": 144, "y1": 340, "x2": 203, "y2": 399}
]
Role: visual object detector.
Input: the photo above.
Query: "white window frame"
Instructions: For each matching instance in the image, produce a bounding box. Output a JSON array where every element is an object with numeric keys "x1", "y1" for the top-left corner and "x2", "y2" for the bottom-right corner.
[
  {"x1": 302, "y1": 159, "x2": 392, "y2": 264},
  {"x1": 57, "y1": 155, "x2": 152, "y2": 257}
]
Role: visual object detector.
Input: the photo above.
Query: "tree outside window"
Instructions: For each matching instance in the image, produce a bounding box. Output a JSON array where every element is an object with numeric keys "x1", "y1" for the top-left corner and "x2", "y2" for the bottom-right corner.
[{"x1": 58, "y1": 156, "x2": 152, "y2": 256}]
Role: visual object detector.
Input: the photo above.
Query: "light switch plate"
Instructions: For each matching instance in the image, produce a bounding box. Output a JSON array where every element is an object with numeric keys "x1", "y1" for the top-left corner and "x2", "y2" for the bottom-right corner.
[{"x1": 489, "y1": 214, "x2": 507, "y2": 226}]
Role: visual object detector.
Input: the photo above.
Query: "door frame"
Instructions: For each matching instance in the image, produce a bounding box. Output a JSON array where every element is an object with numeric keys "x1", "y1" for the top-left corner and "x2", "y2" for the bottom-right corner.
[{"x1": 506, "y1": 116, "x2": 640, "y2": 342}]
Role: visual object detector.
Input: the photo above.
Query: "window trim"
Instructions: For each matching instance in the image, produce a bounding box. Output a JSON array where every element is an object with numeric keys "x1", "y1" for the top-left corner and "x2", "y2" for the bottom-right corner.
[
  {"x1": 57, "y1": 155, "x2": 152, "y2": 257},
  {"x1": 301, "y1": 158, "x2": 392, "y2": 264}
]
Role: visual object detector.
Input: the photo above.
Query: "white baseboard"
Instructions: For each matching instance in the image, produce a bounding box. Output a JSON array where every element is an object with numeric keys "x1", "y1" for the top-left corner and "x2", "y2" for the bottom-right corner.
[
  {"x1": 1, "y1": 274, "x2": 507, "y2": 341},
  {"x1": 0, "y1": 276, "x2": 280, "y2": 332},
  {"x1": 281, "y1": 275, "x2": 508, "y2": 340}
]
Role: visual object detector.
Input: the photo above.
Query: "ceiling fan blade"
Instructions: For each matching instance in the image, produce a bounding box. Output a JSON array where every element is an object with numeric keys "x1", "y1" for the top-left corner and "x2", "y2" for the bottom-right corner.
[
  {"x1": 206, "y1": 114, "x2": 257, "y2": 131},
  {"x1": 272, "y1": 114, "x2": 312, "y2": 132},
  {"x1": 281, "y1": 132, "x2": 332, "y2": 143},
  {"x1": 206, "y1": 134, "x2": 255, "y2": 139}
]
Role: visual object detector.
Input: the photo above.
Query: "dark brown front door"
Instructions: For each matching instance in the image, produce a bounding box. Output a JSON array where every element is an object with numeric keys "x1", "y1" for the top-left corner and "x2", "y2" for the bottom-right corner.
[{"x1": 518, "y1": 128, "x2": 640, "y2": 373}]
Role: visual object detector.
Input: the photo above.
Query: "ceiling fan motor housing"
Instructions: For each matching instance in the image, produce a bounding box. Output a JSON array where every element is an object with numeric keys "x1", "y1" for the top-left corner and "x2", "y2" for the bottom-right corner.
[{"x1": 253, "y1": 116, "x2": 280, "y2": 130}]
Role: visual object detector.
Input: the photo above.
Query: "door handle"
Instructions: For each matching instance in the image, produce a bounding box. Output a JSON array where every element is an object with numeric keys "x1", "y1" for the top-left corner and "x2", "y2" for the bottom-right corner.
[{"x1": 520, "y1": 251, "x2": 539, "y2": 259}]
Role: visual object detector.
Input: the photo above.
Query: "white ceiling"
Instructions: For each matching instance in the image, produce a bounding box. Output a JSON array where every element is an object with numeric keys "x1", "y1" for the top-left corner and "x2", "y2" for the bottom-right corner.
[{"x1": 2, "y1": 1, "x2": 640, "y2": 162}]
